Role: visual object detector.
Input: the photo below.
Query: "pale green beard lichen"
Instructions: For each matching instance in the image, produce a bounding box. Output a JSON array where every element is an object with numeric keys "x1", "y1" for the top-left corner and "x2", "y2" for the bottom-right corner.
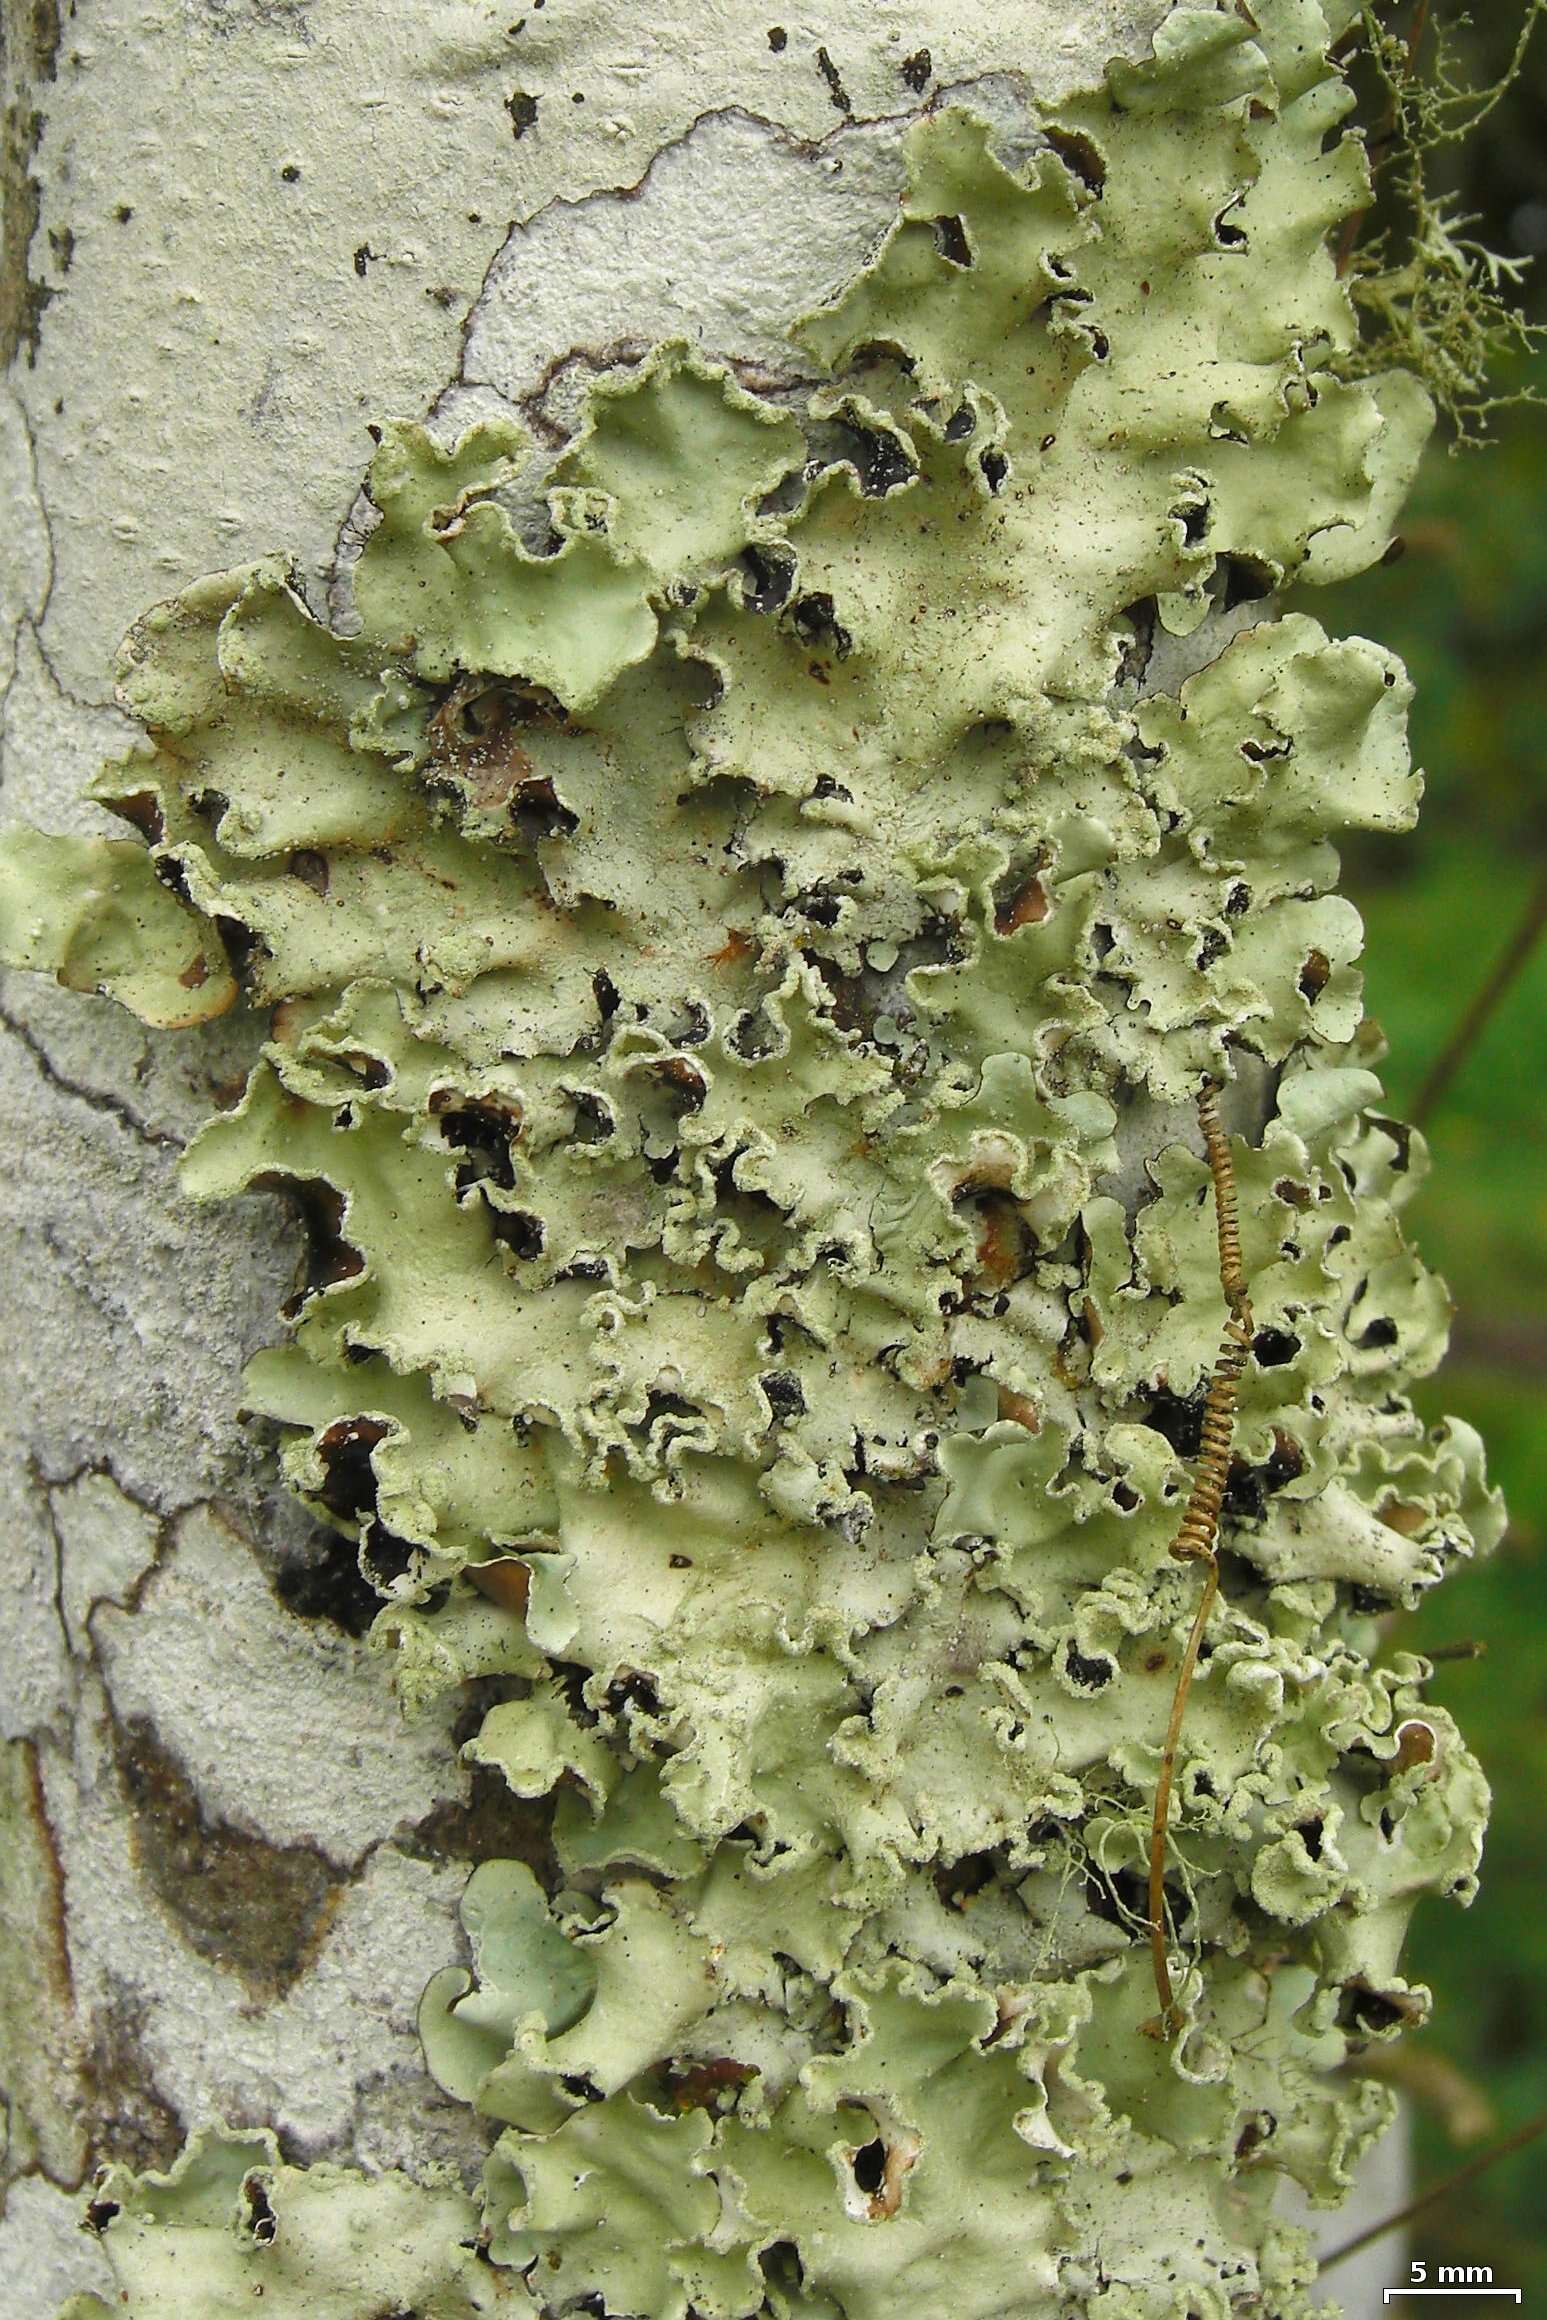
[{"x1": 12, "y1": 6, "x2": 1504, "y2": 2318}]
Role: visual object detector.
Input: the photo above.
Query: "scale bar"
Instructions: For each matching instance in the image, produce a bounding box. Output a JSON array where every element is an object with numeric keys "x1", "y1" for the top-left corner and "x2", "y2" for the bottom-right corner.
[{"x1": 1383, "y1": 2294, "x2": 1521, "y2": 2303}]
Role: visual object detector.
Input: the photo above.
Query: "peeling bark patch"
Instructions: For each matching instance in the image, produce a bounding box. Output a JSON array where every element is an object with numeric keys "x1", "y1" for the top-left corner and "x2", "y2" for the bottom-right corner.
[
  {"x1": 80, "y1": 1983, "x2": 182, "y2": 2179},
  {"x1": 0, "y1": 0, "x2": 61, "y2": 367},
  {"x1": 114, "y1": 1714, "x2": 345, "y2": 2000},
  {"x1": 0, "y1": 1736, "x2": 87, "y2": 2186}
]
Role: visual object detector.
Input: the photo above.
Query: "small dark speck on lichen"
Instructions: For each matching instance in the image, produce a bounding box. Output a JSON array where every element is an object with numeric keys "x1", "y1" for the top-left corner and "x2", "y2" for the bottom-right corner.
[
  {"x1": 901, "y1": 47, "x2": 932, "y2": 93},
  {"x1": 815, "y1": 44, "x2": 853, "y2": 117},
  {"x1": 113, "y1": 203, "x2": 133, "y2": 223},
  {"x1": 507, "y1": 88, "x2": 540, "y2": 138},
  {"x1": 353, "y1": 243, "x2": 374, "y2": 278},
  {"x1": 279, "y1": 162, "x2": 301, "y2": 183},
  {"x1": 767, "y1": 25, "x2": 787, "y2": 52}
]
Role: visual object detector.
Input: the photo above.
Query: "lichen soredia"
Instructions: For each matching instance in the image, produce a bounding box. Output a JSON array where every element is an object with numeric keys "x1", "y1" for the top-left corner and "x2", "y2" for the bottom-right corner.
[{"x1": 9, "y1": 6, "x2": 1501, "y2": 2318}]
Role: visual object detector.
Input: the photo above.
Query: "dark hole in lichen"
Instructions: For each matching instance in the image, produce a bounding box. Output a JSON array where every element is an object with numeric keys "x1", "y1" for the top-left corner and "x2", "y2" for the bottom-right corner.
[
  {"x1": 944, "y1": 402, "x2": 975, "y2": 442},
  {"x1": 1298, "y1": 948, "x2": 1332, "y2": 1000},
  {"x1": 979, "y1": 447, "x2": 1009, "y2": 493},
  {"x1": 152, "y1": 853, "x2": 194, "y2": 904},
  {"x1": 1064, "y1": 1646, "x2": 1116, "y2": 1692},
  {"x1": 242, "y1": 2174, "x2": 277, "y2": 2244},
  {"x1": 738, "y1": 543, "x2": 795, "y2": 613},
  {"x1": 1355, "y1": 1315, "x2": 1399, "y2": 1350},
  {"x1": 651, "y1": 1056, "x2": 708, "y2": 1114},
  {"x1": 658, "y1": 2054, "x2": 758, "y2": 2114},
  {"x1": 794, "y1": 885, "x2": 844, "y2": 929},
  {"x1": 511, "y1": 778, "x2": 579, "y2": 849},
  {"x1": 488, "y1": 1206, "x2": 546, "y2": 1260},
  {"x1": 316, "y1": 1414, "x2": 389, "y2": 1523},
  {"x1": 760, "y1": 1369, "x2": 806, "y2": 1419},
  {"x1": 1142, "y1": 1385, "x2": 1206, "y2": 1460},
  {"x1": 935, "y1": 1848, "x2": 1000, "y2": 1910},
  {"x1": 506, "y1": 88, "x2": 539, "y2": 137},
  {"x1": 361, "y1": 1521, "x2": 418, "y2": 1590},
  {"x1": 930, "y1": 213, "x2": 972, "y2": 268},
  {"x1": 1114, "y1": 595, "x2": 1157, "y2": 685},
  {"x1": 603, "y1": 1669, "x2": 662, "y2": 1716},
  {"x1": 1252, "y1": 1326, "x2": 1300, "y2": 1368},
  {"x1": 900, "y1": 45, "x2": 931, "y2": 91},
  {"x1": 556, "y1": 1256, "x2": 609, "y2": 1283},
  {"x1": 112, "y1": 789, "x2": 165, "y2": 843},
  {"x1": 852, "y1": 2137, "x2": 887, "y2": 2194},
  {"x1": 258, "y1": 1174, "x2": 364, "y2": 1311},
  {"x1": 439, "y1": 1095, "x2": 521, "y2": 1190},
  {"x1": 1371, "y1": 1114, "x2": 1414, "y2": 1173},
  {"x1": 1213, "y1": 198, "x2": 1248, "y2": 247},
  {"x1": 1225, "y1": 880, "x2": 1251, "y2": 917},
  {"x1": 1045, "y1": 124, "x2": 1106, "y2": 196},
  {"x1": 993, "y1": 863, "x2": 1049, "y2": 934},
  {"x1": 213, "y1": 912, "x2": 269, "y2": 982},
  {"x1": 1221, "y1": 1429, "x2": 1305, "y2": 1525},
  {"x1": 1176, "y1": 497, "x2": 1210, "y2": 546},
  {"x1": 567, "y1": 1089, "x2": 613, "y2": 1144},
  {"x1": 957, "y1": 1188, "x2": 1033, "y2": 1291},
  {"x1": 729, "y1": 1002, "x2": 781, "y2": 1060},
  {"x1": 788, "y1": 591, "x2": 853, "y2": 659},
  {"x1": 1222, "y1": 554, "x2": 1274, "y2": 608},
  {"x1": 287, "y1": 847, "x2": 329, "y2": 897},
  {"x1": 1196, "y1": 924, "x2": 1229, "y2": 970},
  {"x1": 591, "y1": 968, "x2": 621, "y2": 1032},
  {"x1": 1337, "y1": 1981, "x2": 1419, "y2": 2037},
  {"x1": 84, "y1": 2198, "x2": 121, "y2": 2235},
  {"x1": 1082, "y1": 1857, "x2": 1152, "y2": 1932}
]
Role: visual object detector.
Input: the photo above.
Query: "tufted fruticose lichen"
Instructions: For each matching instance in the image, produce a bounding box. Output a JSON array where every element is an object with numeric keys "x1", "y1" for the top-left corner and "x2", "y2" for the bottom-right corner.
[{"x1": 11, "y1": 6, "x2": 1504, "y2": 2317}]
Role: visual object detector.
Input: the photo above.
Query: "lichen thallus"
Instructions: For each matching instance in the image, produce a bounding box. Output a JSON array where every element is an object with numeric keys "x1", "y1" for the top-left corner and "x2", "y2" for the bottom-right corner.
[{"x1": 1146, "y1": 1080, "x2": 1255, "y2": 2034}]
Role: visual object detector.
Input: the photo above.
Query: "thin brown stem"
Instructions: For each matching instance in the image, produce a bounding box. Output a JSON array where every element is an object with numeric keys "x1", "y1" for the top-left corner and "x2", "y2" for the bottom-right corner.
[
  {"x1": 1411, "y1": 862, "x2": 1547, "y2": 1128},
  {"x1": 1146, "y1": 1084, "x2": 1254, "y2": 2032},
  {"x1": 1147, "y1": 1556, "x2": 1221, "y2": 2024},
  {"x1": 1318, "y1": 2105, "x2": 1547, "y2": 2273}
]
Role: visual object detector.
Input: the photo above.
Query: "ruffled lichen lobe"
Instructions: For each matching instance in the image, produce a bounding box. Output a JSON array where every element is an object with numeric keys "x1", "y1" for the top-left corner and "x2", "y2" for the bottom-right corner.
[{"x1": 6, "y1": 5, "x2": 1502, "y2": 2316}]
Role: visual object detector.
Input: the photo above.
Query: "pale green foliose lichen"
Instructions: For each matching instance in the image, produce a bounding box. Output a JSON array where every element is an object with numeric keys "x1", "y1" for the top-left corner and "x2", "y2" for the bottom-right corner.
[{"x1": 7, "y1": 6, "x2": 1503, "y2": 2316}]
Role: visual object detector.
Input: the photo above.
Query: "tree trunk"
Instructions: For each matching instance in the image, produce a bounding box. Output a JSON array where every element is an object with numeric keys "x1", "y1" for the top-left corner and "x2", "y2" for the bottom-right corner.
[{"x1": 0, "y1": 4, "x2": 1490, "y2": 2315}]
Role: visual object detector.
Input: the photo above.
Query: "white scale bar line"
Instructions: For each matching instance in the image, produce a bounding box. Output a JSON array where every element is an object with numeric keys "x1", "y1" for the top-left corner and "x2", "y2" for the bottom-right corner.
[{"x1": 1383, "y1": 2293, "x2": 1522, "y2": 2303}]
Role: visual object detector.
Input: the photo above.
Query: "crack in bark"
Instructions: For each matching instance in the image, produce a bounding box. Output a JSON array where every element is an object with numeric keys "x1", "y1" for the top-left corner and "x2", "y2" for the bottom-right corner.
[{"x1": 0, "y1": 993, "x2": 184, "y2": 1152}]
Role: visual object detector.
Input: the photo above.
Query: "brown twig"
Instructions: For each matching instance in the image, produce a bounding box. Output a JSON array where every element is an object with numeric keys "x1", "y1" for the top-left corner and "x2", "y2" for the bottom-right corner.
[
  {"x1": 1411, "y1": 862, "x2": 1547, "y2": 1129},
  {"x1": 1147, "y1": 1084, "x2": 1254, "y2": 2031},
  {"x1": 1318, "y1": 2105, "x2": 1547, "y2": 2273}
]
